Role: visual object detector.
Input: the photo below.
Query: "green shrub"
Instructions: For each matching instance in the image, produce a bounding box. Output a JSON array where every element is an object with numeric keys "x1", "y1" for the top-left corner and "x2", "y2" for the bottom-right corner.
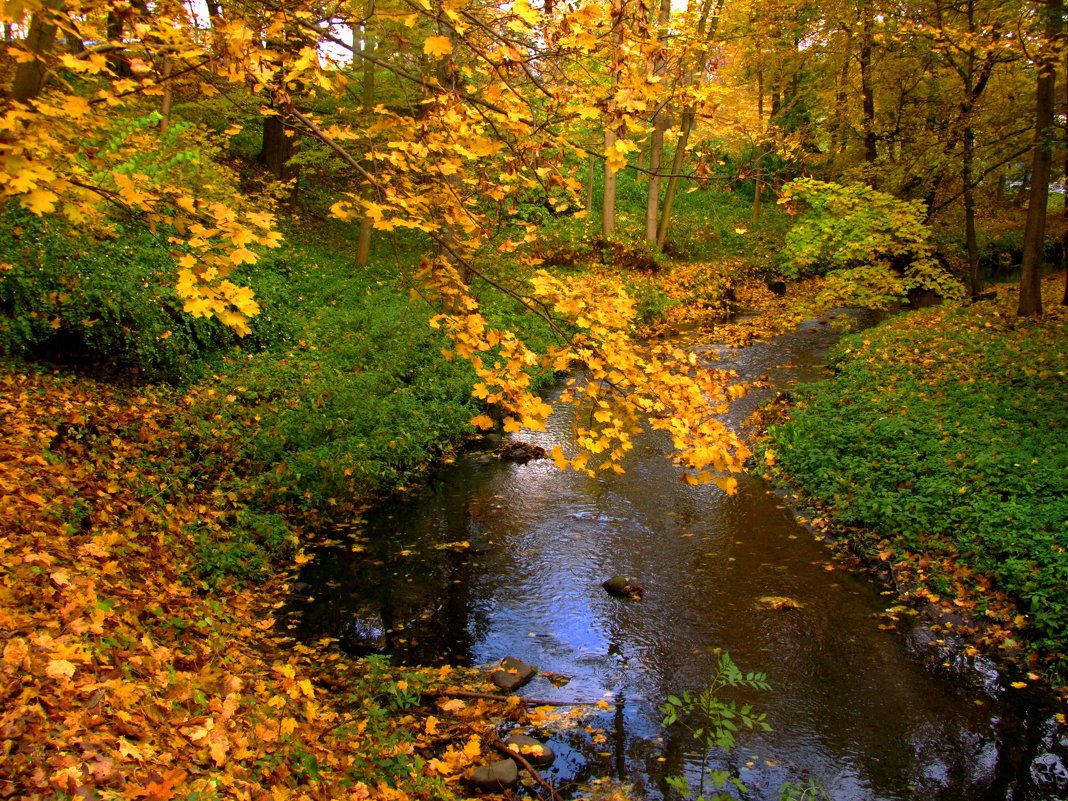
[
  {"x1": 0, "y1": 208, "x2": 247, "y2": 381},
  {"x1": 778, "y1": 178, "x2": 964, "y2": 308}
]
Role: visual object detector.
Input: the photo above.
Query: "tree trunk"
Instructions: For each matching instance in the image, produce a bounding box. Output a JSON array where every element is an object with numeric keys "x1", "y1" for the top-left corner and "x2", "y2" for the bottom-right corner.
[
  {"x1": 356, "y1": 20, "x2": 375, "y2": 267},
  {"x1": 603, "y1": 128, "x2": 618, "y2": 237},
  {"x1": 1019, "y1": 0, "x2": 1063, "y2": 316},
  {"x1": 1063, "y1": 48, "x2": 1068, "y2": 306},
  {"x1": 645, "y1": 0, "x2": 672, "y2": 243},
  {"x1": 656, "y1": 109, "x2": 694, "y2": 248},
  {"x1": 160, "y1": 57, "x2": 174, "y2": 133},
  {"x1": 259, "y1": 114, "x2": 298, "y2": 180},
  {"x1": 753, "y1": 68, "x2": 764, "y2": 224},
  {"x1": 11, "y1": 0, "x2": 65, "y2": 102},
  {"x1": 859, "y1": 6, "x2": 877, "y2": 164},
  {"x1": 585, "y1": 152, "x2": 596, "y2": 214},
  {"x1": 963, "y1": 124, "x2": 981, "y2": 297},
  {"x1": 602, "y1": 0, "x2": 624, "y2": 238},
  {"x1": 654, "y1": 0, "x2": 723, "y2": 248}
]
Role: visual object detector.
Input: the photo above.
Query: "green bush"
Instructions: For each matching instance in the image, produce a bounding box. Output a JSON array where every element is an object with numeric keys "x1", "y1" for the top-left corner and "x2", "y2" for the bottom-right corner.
[
  {"x1": 0, "y1": 208, "x2": 250, "y2": 381},
  {"x1": 778, "y1": 178, "x2": 964, "y2": 308}
]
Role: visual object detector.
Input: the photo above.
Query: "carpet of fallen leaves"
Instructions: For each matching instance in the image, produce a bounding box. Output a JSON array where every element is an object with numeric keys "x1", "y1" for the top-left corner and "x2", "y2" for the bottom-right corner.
[
  {"x1": 643, "y1": 261, "x2": 829, "y2": 347},
  {"x1": 0, "y1": 362, "x2": 574, "y2": 800}
]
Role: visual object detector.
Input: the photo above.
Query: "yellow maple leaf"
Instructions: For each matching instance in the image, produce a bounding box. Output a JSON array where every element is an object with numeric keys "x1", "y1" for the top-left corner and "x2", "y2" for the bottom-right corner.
[
  {"x1": 22, "y1": 188, "x2": 58, "y2": 215},
  {"x1": 46, "y1": 659, "x2": 76, "y2": 679},
  {"x1": 470, "y1": 414, "x2": 495, "y2": 430},
  {"x1": 462, "y1": 736, "x2": 481, "y2": 759},
  {"x1": 424, "y1": 35, "x2": 453, "y2": 57}
]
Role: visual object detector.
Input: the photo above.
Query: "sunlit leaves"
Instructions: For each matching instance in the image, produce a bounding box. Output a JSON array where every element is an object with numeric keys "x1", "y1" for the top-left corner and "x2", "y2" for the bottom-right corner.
[{"x1": 423, "y1": 35, "x2": 454, "y2": 57}]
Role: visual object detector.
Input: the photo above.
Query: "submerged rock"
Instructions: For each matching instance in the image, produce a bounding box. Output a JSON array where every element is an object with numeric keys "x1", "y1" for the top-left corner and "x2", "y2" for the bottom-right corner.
[
  {"x1": 602, "y1": 575, "x2": 644, "y2": 600},
  {"x1": 489, "y1": 656, "x2": 536, "y2": 691},
  {"x1": 504, "y1": 733, "x2": 555, "y2": 767},
  {"x1": 495, "y1": 441, "x2": 547, "y2": 464},
  {"x1": 469, "y1": 759, "x2": 519, "y2": 791}
]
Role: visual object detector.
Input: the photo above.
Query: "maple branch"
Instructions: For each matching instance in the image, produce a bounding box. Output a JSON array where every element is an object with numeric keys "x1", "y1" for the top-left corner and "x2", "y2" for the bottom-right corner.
[
  {"x1": 929, "y1": 143, "x2": 1034, "y2": 214},
  {"x1": 425, "y1": 689, "x2": 592, "y2": 706},
  {"x1": 85, "y1": 56, "x2": 214, "y2": 107},
  {"x1": 488, "y1": 735, "x2": 564, "y2": 801},
  {"x1": 285, "y1": 106, "x2": 377, "y2": 188}
]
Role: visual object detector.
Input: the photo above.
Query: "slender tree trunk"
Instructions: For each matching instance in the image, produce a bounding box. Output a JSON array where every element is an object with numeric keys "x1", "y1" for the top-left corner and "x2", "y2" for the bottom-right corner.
[
  {"x1": 655, "y1": 0, "x2": 723, "y2": 248},
  {"x1": 160, "y1": 57, "x2": 174, "y2": 133},
  {"x1": 656, "y1": 109, "x2": 694, "y2": 247},
  {"x1": 753, "y1": 69, "x2": 764, "y2": 224},
  {"x1": 1019, "y1": 0, "x2": 1063, "y2": 316},
  {"x1": 356, "y1": 19, "x2": 375, "y2": 266},
  {"x1": 963, "y1": 124, "x2": 981, "y2": 296},
  {"x1": 645, "y1": 0, "x2": 672, "y2": 243},
  {"x1": 602, "y1": 0, "x2": 624, "y2": 238},
  {"x1": 1063, "y1": 49, "x2": 1068, "y2": 305},
  {"x1": 646, "y1": 116, "x2": 667, "y2": 241},
  {"x1": 603, "y1": 128, "x2": 618, "y2": 237},
  {"x1": 11, "y1": 0, "x2": 65, "y2": 102},
  {"x1": 585, "y1": 152, "x2": 596, "y2": 213},
  {"x1": 859, "y1": 5, "x2": 877, "y2": 164}
]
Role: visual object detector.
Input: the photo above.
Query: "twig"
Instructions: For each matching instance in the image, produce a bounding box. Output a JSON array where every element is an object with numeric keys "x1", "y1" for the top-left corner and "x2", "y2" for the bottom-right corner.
[
  {"x1": 489, "y1": 735, "x2": 563, "y2": 801},
  {"x1": 424, "y1": 689, "x2": 594, "y2": 707}
]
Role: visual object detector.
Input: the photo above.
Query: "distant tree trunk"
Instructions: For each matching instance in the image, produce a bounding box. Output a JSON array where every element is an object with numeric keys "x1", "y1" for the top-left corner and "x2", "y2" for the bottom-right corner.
[
  {"x1": 859, "y1": 5, "x2": 877, "y2": 164},
  {"x1": 655, "y1": 0, "x2": 723, "y2": 248},
  {"x1": 603, "y1": 127, "x2": 618, "y2": 237},
  {"x1": 585, "y1": 152, "x2": 596, "y2": 213},
  {"x1": 356, "y1": 19, "x2": 375, "y2": 267},
  {"x1": 645, "y1": 0, "x2": 672, "y2": 243},
  {"x1": 11, "y1": 0, "x2": 65, "y2": 102},
  {"x1": 259, "y1": 114, "x2": 298, "y2": 181},
  {"x1": 160, "y1": 57, "x2": 174, "y2": 133},
  {"x1": 645, "y1": 116, "x2": 666, "y2": 241},
  {"x1": 963, "y1": 125, "x2": 981, "y2": 296},
  {"x1": 753, "y1": 69, "x2": 764, "y2": 224},
  {"x1": 1063, "y1": 55, "x2": 1068, "y2": 306},
  {"x1": 602, "y1": 0, "x2": 624, "y2": 238},
  {"x1": 1019, "y1": 0, "x2": 1063, "y2": 316}
]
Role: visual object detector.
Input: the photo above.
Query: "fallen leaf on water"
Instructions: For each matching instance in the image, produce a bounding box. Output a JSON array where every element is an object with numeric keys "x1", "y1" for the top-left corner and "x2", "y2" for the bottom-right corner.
[{"x1": 757, "y1": 596, "x2": 804, "y2": 611}]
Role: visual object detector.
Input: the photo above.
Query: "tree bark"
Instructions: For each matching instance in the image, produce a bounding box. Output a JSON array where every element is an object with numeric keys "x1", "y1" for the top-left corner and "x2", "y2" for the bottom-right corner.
[
  {"x1": 356, "y1": 19, "x2": 376, "y2": 267},
  {"x1": 585, "y1": 152, "x2": 596, "y2": 214},
  {"x1": 1018, "y1": 0, "x2": 1063, "y2": 316},
  {"x1": 603, "y1": 127, "x2": 618, "y2": 237},
  {"x1": 645, "y1": 0, "x2": 672, "y2": 242},
  {"x1": 655, "y1": 0, "x2": 723, "y2": 248},
  {"x1": 602, "y1": 0, "x2": 624, "y2": 238},
  {"x1": 11, "y1": 0, "x2": 65, "y2": 102},
  {"x1": 859, "y1": 4, "x2": 877, "y2": 164},
  {"x1": 160, "y1": 57, "x2": 174, "y2": 133}
]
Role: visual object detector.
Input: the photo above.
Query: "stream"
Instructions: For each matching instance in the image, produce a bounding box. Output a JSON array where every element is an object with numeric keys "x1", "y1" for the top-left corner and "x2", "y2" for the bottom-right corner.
[{"x1": 284, "y1": 310, "x2": 1066, "y2": 801}]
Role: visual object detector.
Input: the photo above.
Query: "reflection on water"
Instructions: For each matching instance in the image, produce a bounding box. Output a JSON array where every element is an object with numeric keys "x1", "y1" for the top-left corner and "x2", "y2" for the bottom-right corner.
[{"x1": 287, "y1": 311, "x2": 1056, "y2": 801}]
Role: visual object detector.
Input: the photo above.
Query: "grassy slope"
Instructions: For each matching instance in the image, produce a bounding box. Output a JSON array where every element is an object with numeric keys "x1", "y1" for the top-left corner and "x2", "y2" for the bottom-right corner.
[{"x1": 763, "y1": 276, "x2": 1068, "y2": 676}]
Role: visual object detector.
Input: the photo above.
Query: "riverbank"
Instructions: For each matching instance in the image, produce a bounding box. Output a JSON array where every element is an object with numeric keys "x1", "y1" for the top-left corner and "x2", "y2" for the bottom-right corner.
[
  {"x1": 759, "y1": 275, "x2": 1068, "y2": 692},
  {"x1": 0, "y1": 360, "x2": 593, "y2": 800}
]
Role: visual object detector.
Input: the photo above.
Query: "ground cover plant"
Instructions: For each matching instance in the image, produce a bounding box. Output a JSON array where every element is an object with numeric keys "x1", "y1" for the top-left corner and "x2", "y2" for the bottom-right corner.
[{"x1": 762, "y1": 276, "x2": 1068, "y2": 675}]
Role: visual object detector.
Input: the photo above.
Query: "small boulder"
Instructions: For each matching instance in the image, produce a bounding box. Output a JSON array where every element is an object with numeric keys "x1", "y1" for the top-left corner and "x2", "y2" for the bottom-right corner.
[
  {"x1": 602, "y1": 575, "x2": 644, "y2": 600},
  {"x1": 766, "y1": 279, "x2": 787, "y2": 296},
  {"x1": 504, "y1": 734, "x2": 555, "y2": 767},
  {"x1": 489, "y1": 656, "x2": 536, "y2": 691},
  {"x1": 469, "y1": 759, "x2": 519, "y2": 791}
]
